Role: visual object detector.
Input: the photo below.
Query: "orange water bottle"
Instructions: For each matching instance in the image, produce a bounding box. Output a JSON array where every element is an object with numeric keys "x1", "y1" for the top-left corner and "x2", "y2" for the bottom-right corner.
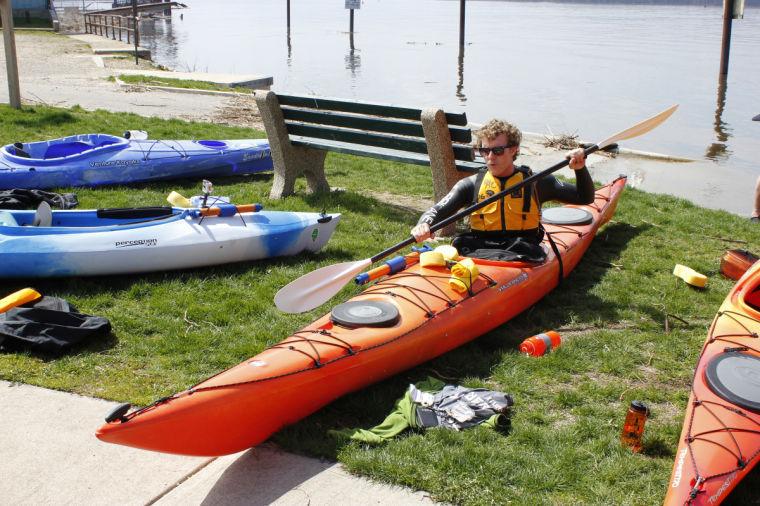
[
  {"x1": 620, "y1": 400, "x2": 649, "y2": 453},
  {"x1": 519, "y1": 331, "x2": 561, "y2": 356}
]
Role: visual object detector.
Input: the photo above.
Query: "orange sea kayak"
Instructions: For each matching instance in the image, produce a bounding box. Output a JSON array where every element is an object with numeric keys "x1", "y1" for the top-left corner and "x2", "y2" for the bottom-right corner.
[
  {"x1": 96, "y1": 177, "x2": 626, "y2": 456},
  {"x1": 664, "y1": 262, "x2": 760, "y2": 505}
]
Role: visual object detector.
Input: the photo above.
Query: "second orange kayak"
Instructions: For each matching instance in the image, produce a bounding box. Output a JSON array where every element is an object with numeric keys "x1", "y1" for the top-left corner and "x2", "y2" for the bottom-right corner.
[
  {"x1": 664, "y1": 261, "x2": 760, "y2": 505},
  {"x1": 96, "y1": 177, "x2": 626, "y2": 456}
]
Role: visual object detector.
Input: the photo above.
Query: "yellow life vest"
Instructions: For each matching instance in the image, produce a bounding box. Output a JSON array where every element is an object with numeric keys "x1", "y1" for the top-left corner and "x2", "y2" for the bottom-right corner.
[{"x1": 469, "y1": 168, "x2": 540, "y2": 232}]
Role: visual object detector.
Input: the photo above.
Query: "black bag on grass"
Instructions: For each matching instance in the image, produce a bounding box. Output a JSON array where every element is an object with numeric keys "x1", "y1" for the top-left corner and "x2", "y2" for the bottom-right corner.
[
  {"x1": 0, "y1": 296, "x2": 111, "y2": 355},
  {"x1": 0, "y1": 189, "x2": 79, "y2": 210}
]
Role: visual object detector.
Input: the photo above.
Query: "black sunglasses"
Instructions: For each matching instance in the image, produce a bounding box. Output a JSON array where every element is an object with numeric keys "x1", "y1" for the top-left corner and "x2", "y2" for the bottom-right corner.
[{"x1": 478, "y1": 145, "x2": 514, "y2": 156}]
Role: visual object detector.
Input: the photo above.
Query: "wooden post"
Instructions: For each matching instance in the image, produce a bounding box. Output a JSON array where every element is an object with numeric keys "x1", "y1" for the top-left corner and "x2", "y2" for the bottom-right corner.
[
  {"x1": 719, "y1": 0, "x2": 734, "y2": 76},
  {"x1": 0, "y1": 0, "x2": 21, "y2": 109},
  {"x1": 705, "y1": 76, "x2": 729, "y2": 160},
  {"x1": 459, "y1": 0, "x2": 465, "y2": 47},
  {"x1": 349, "y1": 9, "x2": 354, "y2": 50},
  {"x1": 132, "y1": 0, "x2": 139, "y2": 65},
  {"x1": 286, "y1": 0, "x2": 290, "y2": 30},
  {"x1": 456, "y1": 45, "x2": 465, "y2": 102}
]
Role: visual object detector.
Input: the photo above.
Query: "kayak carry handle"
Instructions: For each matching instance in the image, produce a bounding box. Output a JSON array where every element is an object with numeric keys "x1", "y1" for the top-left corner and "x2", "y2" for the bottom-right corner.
[{"x1": 104, "y1": 403, "x2": 132, "y2": 423}]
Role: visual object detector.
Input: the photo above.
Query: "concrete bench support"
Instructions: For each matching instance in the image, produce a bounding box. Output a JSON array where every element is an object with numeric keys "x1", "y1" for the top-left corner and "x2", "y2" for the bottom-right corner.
[{"x1": 255, "y1": 90, "x2": 330, "y2": 199}]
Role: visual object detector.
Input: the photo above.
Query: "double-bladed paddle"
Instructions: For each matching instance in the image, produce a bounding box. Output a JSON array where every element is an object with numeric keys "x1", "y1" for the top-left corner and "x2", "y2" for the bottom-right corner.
[{"x1": 275, "y1": 104, "x2": 679, "y2": 313}]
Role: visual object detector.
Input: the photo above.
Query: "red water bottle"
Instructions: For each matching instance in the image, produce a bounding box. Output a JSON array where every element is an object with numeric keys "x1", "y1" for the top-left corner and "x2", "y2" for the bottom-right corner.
[
  {"x1": 519, "y1": 331, "x2": 561, "y2": 356},
  {"x1": 620, "y1": 400, "x2": 649, "y2": 453}
]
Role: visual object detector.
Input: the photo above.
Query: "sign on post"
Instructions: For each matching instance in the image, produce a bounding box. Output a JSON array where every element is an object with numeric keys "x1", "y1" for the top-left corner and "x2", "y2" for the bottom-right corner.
[
  {"x1": 345, "y1": 0, "x2": 360, "y2": 9},
  {"x1": 732, "y1": 0, "x2": 745, "y2": 19}
]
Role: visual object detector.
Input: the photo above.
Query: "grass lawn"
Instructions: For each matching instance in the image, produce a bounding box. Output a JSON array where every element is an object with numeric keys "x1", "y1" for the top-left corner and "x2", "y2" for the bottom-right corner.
[
  {"x1": 1, "y1": 104, "x2": 758, "y2": 504},
  {"x1": 114, "y1": 74, "x2": 254, "y2": 94}
]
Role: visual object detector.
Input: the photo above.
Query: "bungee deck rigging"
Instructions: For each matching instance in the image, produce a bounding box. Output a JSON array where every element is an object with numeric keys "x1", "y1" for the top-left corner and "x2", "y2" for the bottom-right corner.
[{"x1": 96, "y1": 178, "x2": 626, "y2": 456}]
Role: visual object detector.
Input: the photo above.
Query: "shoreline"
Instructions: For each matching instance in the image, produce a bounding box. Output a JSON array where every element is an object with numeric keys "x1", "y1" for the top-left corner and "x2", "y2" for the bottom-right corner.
[{"x1": 0, "y1": 31, "x2": 756, "y2": 218}]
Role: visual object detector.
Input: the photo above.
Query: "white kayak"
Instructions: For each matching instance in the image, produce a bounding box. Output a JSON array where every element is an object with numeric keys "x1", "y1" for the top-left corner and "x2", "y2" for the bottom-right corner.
[{"x1": 0, "y1": 204, "x2": 340, "y2": 278}]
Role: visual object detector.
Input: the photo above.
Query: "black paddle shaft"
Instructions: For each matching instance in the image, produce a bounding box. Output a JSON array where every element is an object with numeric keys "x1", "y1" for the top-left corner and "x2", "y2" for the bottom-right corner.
[{"x1": 369, "y1": 144, "x2": 601, "y2": 264}]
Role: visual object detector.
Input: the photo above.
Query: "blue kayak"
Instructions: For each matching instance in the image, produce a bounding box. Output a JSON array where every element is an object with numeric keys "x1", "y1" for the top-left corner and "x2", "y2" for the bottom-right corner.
[
  {"x1": 0, "y1": 204, "x2": 340, "y2": 277},
  {"x1": 0, "y1": 134, "x2": 272, "y2": 189}
]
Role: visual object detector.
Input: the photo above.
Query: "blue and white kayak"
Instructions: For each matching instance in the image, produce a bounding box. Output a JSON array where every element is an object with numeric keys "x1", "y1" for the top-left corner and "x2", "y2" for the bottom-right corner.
[
  {"x1": 0, "y1": 205, "x2": 339, "y2": 278},
  {"x1": 0, "y1": 134, "x2": 272, "y2": 189}
]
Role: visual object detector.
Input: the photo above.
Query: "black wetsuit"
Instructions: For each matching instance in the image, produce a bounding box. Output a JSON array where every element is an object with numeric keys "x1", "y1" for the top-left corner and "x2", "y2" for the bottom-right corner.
[{"x1": 417, "y1": 165, "x2": 595, "y2": 260}]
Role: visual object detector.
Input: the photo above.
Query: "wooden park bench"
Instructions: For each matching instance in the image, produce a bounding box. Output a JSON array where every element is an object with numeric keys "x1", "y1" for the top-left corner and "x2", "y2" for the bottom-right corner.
[{"x1": 253, "y1": 91, "x2": 485, "y2": 204}]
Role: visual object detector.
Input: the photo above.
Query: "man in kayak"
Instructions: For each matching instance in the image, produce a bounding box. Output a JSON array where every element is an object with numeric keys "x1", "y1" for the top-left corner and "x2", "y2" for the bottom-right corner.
[{"x1": 411, "y1": 119, "x2": 595, "y2": 261}]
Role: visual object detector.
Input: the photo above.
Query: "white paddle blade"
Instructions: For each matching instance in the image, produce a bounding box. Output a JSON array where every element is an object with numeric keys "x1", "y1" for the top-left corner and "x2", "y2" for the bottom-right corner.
[
  {"x1": 597, "y1": 104, "x2": 678, "y2": 150},
  {"x1": 274, "y1": 258, "x2": 373, "y2": 314}
]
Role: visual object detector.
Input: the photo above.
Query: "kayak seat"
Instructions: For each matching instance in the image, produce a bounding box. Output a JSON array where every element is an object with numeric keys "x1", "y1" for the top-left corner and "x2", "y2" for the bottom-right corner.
[
  {"x1": 97, "y1": 140, "x2": 120, "y2": 147},
  {"x1": 32, "y1": 202, "x2": 53, "y2": 227},
  {"x1": 0, "y1": 210, "x2": 18, "y2": 227},
  {"x1": 43, "y1": 141, "x2": 95, "y2": 159},
  {"x1": 12, "y1": 142, "x2": 31, "y2": 158}
]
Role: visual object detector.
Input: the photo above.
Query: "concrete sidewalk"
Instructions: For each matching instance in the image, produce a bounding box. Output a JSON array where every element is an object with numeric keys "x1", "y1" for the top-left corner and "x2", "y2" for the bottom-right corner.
[
  {"x1": 67, "y1": 34, "x2": 273, "y2": 89},
  {"x1": 67, "y1": 33, "x2": 151, "y2": 58},
  {"x1": 0, "y1": 381, "x2": 434, "y2": 505}
]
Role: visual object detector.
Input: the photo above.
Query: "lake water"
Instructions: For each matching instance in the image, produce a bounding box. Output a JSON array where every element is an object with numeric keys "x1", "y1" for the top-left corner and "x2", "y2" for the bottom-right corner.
[{"x1": 138, "y1": 0, "x2": 760, "y2": 178}]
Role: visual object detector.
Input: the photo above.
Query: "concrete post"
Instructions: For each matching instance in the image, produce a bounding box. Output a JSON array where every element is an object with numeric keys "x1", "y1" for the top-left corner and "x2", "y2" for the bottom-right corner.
[
  {"x1": 0, "y1": 0, "x2": 21, "y2": 109},
  {"x1": 421, "y1": 107, "x2": 469, "y2": 237},
  {"x1": 254, "y1": 90, "x2": 330, "y2": 199}
]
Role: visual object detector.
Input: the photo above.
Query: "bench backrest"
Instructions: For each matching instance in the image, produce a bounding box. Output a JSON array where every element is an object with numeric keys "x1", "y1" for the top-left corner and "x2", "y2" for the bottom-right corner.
[{"x1": 276, "y1": 94, "x2": 476, "y2": 164}]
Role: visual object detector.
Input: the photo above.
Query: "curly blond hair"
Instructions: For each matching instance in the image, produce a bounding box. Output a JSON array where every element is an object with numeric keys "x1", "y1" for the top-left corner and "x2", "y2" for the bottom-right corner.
[{"x1": 474, "y1": 119, "x2": 522, "y2": 160}]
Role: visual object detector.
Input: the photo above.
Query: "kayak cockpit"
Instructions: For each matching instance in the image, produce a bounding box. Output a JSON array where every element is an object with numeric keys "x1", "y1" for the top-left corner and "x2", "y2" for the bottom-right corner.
[
  {"x1": 0, "y1": 207, "x2": 186, "y2": 234},
  {"x1": 736, "y1": 262, "x2": 760, "y2": 316},
  {"x1": 2, "y1": 134, "x2": 129, "y2": 163}
]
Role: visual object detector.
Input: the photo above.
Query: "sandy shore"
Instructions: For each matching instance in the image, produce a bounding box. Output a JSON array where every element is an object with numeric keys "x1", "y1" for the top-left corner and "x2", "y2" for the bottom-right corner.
[
  {"x1": 0, "y1": 31, "x2": 262, "y2": 129},
  {"x1": 0, "y1": 31, "x2": 756, "y2": 218}
]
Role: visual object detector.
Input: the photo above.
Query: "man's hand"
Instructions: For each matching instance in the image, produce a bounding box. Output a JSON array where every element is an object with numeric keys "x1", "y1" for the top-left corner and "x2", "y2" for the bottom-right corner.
[
  {"x1": 411, "y1": 222, "x2": 433, "y2": 242},
  {"x1": 566, "y1": 148, "x2": 586, "y2": 171}
]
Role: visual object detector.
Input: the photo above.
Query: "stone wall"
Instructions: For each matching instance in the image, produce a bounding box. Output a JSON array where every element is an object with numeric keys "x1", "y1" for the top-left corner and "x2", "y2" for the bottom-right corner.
[{"x1": 54, "y1": 7, "x2": 84, "y2": 33}]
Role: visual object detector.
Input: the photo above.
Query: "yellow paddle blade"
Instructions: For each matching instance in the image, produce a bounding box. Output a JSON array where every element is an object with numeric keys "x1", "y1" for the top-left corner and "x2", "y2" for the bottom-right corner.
[
  {"x1": 0, "y1": 288, "x2": 42, "y2": 313},
  {"x1": 597, "y1": 104, "x2": 679, "y2": 150}
]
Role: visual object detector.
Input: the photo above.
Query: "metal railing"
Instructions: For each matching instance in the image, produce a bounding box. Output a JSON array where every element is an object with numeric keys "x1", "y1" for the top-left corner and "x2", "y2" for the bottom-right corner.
[
  {"x1": 84, "y1": 12, "x2": 137, "y2": 44},
  {"x1": 53, "y1": 0, "x2": 115, "y2": 11},
  {"x1": 111, "y1": 0, "x2": 160, "y2": 6}
]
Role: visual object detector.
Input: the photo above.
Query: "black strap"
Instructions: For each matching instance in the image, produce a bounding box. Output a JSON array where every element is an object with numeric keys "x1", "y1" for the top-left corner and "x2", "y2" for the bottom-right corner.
[
  {"x1": 546, "y1": 229, "x2": 563, "y2": 286},
  {"x1": 471, "y1": 169, "x2": 488, "y2": 205},
  {"x1": 511, "y1": 166, "x2": 538, "y2": 223}
]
